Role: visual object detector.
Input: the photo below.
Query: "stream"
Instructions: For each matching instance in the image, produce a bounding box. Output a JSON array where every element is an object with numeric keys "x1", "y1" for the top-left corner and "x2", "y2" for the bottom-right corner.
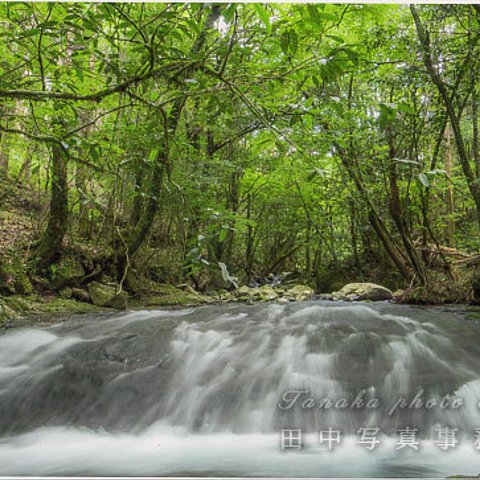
[{"x1": 1, "y1": 301, "x2": 480, "y2": 477}]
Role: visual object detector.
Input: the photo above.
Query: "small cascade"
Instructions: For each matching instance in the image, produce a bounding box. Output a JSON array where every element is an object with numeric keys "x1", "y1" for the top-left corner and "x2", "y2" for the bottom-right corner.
[{"x1": 0, "y1": 302, "x2": 479, "y2": 476}]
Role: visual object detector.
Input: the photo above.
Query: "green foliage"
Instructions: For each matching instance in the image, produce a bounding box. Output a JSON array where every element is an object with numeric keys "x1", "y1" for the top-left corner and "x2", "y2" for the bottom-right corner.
[{"x1": 0, "y1": 3, "x2": 479, "y2": 294}]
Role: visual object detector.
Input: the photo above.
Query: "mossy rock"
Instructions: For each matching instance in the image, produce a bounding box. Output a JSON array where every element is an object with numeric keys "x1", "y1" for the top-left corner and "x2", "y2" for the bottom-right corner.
[
  {"x1": 52, "y1": 256, "x2": 85, "y2": 287},
  {"x1": 256, "y1": 285, "x2": 278, "y2": 301},
  {"x1": 87, "y1": 282, "x2": 128, "y2": 310},
  {"x1": 107, "y1": 292, "x2": 128, "y2": 310},
  {"x1": 33, "y1": 297, "x2": 103, "y2": 315},
  {"x1": 284, "y1": 285, "x2": 314, "y2": 301},
  {"x1": 236, "y1": 284, "x2": 311, "y2": 302},
  {"x1": 332, "y1": 282, "x2": 393, "y2": 301},
  {"x1": 237, "y1": 285, "x2": 255, "y2": 299},
  {"x1": 236, "y1": 285, "x2": 271, "y2": 302},
  {"x1": 0, "y1": 258, "x2": 32, "y2": 295},
  {"x1": 71, "y1": 288, "x2": 91, "y2": 303},
  {"x1": 134, "y1": 283, "x2": 213, "y2": 307},
  {"x1": 0, "y1": 297, "x2": 18, "y2": 322},
  {"x1": 4, "y1": 295, "x2": 37, "y2": 312},
  {"x1": 59, "y1": 287, "x2": 73, "y2": 299}
]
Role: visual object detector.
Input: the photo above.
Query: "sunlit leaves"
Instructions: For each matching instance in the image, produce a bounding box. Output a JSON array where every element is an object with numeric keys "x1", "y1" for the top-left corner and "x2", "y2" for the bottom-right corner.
[{"x1": 253, "y1": 4, "x2": 272, "y2": 33}]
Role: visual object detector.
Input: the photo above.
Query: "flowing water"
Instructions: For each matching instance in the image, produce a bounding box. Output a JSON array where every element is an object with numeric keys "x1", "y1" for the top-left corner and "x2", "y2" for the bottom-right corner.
[{"x1": 1, "y1": 301, "x2": 480, "y2": 477}]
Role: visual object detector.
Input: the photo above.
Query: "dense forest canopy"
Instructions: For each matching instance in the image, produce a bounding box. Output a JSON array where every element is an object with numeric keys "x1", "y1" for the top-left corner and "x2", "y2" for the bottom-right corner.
[{"x1": 1, "y1": 2, "x2": 480, "y2": 304}]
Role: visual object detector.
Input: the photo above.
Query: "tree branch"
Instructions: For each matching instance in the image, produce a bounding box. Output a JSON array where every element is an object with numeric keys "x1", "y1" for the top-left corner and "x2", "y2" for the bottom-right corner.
[{"x1": 0, "y1": 62, "x2": 193, "y2": 102}]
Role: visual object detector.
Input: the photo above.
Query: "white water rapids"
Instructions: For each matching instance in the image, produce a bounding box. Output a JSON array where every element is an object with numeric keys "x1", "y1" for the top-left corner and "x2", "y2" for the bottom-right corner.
[{"x1": 1, "y1": 301, "x2": 480, "y2": 477}]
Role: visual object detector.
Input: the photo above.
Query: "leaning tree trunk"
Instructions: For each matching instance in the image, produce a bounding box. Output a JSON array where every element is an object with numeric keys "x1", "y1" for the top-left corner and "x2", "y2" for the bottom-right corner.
[
  {"x1": 387, "y1": 125, "x2": 428, "y2": 284},
  {"x1": 336, "y1": 145, "x2": 413, "y2": 283},
  {"x1": 411, "y1": 5, "x2": 480, "y2": 226}
]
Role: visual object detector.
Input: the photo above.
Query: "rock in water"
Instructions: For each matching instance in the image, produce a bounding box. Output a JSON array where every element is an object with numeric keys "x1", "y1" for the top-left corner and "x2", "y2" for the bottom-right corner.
[{"x1": 332, "y1": 282, "x2": 393, "y2": 301}]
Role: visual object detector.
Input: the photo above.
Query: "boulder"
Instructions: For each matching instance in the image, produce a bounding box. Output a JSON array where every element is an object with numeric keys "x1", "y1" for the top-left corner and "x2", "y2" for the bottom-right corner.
[
  {"x1": 332, "y1": 282, "x2": 393, "y2": 302},
  {"x1": 257, "y1": 285, "x2": 278, "y2": 301},
  {"x1": 234, "y1": 284, "x2": 315, "y2": 302},
  {"x1": 107, "y1": 291, "x2": 128, "y2": 310},
  {"x1": 136, "y1": 283, "x2": 213, "y2": 307},
  {"x1": 59, "y1": 287, "x2": 73, "y2": 299},
  {"x1": 236, "y1": 285, "x2": 278, "y2": 302},
  {"x1": 87, "y1": 282, "x2": 128, "y2": 310},
  {"x1": 284, "y1": 285, "x2": 314, "y2": 301},
  {"x1": 71, "y1": 288, "x2": 91, "y2": 303},
  {"x1": 237, "y1": 285, "x2": 255, "y2": 299},
  {"x1": 53, "y1": 256, "x2": 85, "y2": 288}
]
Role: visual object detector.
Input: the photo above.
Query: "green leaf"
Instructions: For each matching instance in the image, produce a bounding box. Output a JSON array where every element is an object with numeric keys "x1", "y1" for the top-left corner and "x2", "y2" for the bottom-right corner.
[
  {"x1": 327, "y1": 34, "x2": 345, "y2": 43},
  {"x1": 254, "y1": 4, "x2": 271, "y2": 33},
  {"x1": 289, "y1": 30, "x2": 298, "y2": 55},
  {"x1": 315, "y1": 11, "x2": 339, "y2": 22},
  {"x1": 307, "y1": 5, "x2": 321, "y2": 23},
  {"x1": 148, "y1": 148, "x2": 159, "y2": 163},
  {"x1": 397, "y1": 102, "x2": 416, "y2": 115},
  {"x1": 304, "y1": 113, "x2": 313, "y2": 130},
  {"x1": 224, "y1": 4, "x2": 236, "y2": 23},
  {"x1": 218, "y1": 228, "x2": 228, "y2": 242},
  {"x1": 418, "y1": 172, "x2": 430, "y2": 187},
  {"x1": 275, "y1": 139, "x2": 287, "y2": 153},
  {"x1": 280, "y1": 30, "x2": 298, "y2": 56}
]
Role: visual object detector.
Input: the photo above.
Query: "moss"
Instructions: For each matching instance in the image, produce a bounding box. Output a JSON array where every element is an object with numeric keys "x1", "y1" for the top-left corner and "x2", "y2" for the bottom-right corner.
[
  {"x1": 59, "y1": 287, "x2": 73, "y2": 299},
  {"x1": 53, "y1": 256, "x2": 85, "y2": 285},
  {"x1": 87, "y1": 282, "x2": 128, "y2": 310},
  {"x1": 332, "y1": 283, "x2": 392, "y2": 302},
  {"x1": 34, "y1": 297, "x2": 102, "y2": 314},
  {"x1": 284, "y1": 285, "x2": 314, "y2": 301},
  {"x1": 235, "y1": 284, "x2": 313, "y2": 302},
  {"x1": 0, "y1": 257, "x2": 33, "y2": 295},
  {"x1": 0, "y1": 293, "x2": 104, "y2": 329},
  {"x1": 134, "y1": 293, "x2": 211, "y2": 307},
  {"x1": 130, "y1": 283, "x2": 214, "y2": 308},
  {"x1": 14, "y1": 270, "x2": 33, "y2": 295},
  {"x1": 4, "y1": 295, "x2": 38, "y2": 312},
  {"x1": 88, "y1": 282, "x2": 116, "y2": 306}
]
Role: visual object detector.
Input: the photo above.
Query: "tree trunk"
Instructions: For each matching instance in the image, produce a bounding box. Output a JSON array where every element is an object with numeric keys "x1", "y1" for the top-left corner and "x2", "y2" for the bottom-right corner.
[
  {"x1": 337, "y1": 147, "x2": 413, "y2": 283},
  {"x1": 33, "y1": 143, "x2": 68, "y2": 271},
  {"x1": 387, "y1": 125, "x2": 428, "y2": 284},
  {"x1": 444, "y1": 123, "x2": 456, "y2": 246},
  {"x1": 245, "y1": 193, "x2": 254, "y2": 281},
  {"x1": 112, "y1": 6, "x2": 222, "y2": 280},
  {"x1": 0, "y1": 130, "x2": 9, "y2": 174},
  {"x1": 411, "y1": 5, "x2": 480, "y2": 225}
]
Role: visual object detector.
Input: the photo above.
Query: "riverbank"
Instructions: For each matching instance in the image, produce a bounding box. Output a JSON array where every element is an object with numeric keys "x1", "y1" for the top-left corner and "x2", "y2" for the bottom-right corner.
[
  {"x1": 1, "y1": 172, "x2": 479, "y2": 331},
  {"x1": 0, "y1": 282, "x2": 316, "y2": 329},
  {"x1": 2, "y1": 279, "x2": 480, "y2": 331}
]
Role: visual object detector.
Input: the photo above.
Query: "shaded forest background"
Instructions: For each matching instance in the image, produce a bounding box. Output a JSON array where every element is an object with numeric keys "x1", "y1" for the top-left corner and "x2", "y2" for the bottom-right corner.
[{"x1": 1, "y1": 2, "x2": 480, "y2": 305}]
